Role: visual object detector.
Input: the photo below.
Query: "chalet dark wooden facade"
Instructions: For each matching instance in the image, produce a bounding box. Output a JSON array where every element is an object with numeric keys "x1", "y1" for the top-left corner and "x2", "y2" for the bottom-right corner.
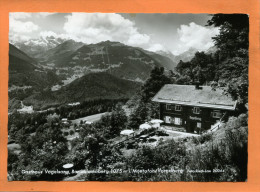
[{"x1": 152, "y1": 84, "x2": 237, "y2": 133}]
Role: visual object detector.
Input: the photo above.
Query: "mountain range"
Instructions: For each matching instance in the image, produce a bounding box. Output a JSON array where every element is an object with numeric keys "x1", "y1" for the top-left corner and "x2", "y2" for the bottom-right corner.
[
  {"x1": 11, "y1": 35, "x2": 67, "y2": 58},
  {"x1": 157, "y1": 46, "x2": 218, "y2": 65},
  {"x1": 12, "y1": 36, "x2": 217, "y2": 70},
  {"x1": 9, "y1": 38, "x2": 217, "y2": 111},
  {"x1": 157, "y1": 47, "x2": 199, "y2": 65},
  {"x1": 36, "y1": 40, "x2": 178, "y2": 81}
]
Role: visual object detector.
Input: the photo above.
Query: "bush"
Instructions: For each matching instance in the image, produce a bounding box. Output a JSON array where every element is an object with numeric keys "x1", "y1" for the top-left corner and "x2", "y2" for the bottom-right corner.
[
  {"x1": 223, "y1": 128, "x2": 248, "y2": 181},
  {"x1": 198, "y1": 133, "x2": 213, "y2": 144},
  {"x1": 70, "y1": 138, "x2": 79, "y2": 148},
  {"x1": 64, "y1": 132, "x2": 69, "y2": 136},
  {"x1": 155, "y1": 130, "x2": 169, "y2": 136},
  {"x1": 140, "y1": 128, "x2": 156, "y2": 135},
  {"x1": 148, "y1": 138, "x2": 157, "y2": 143},
  {"x1": 126, "y1": 143, "x2": 135, "y2": 149},
  {"x1": 186, "y1": 114, "x2": 248, "y2": 181},
  {"x1": 225, "y1": 113, "x2": 248, "y2": 131},
  {"x1": 191, "y1": 136, "x2": 200, "y2": 145},
  {"x1": 69, "y1": 130, "x2": 75, "y2": 135},
  {"x1": 119, "y1": 142, "x2": 125, "y2": 148}
]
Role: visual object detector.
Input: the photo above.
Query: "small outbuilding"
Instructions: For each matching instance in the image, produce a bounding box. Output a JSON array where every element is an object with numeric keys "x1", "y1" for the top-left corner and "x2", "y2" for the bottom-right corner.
[
  {"x1": 84, "y1": 121, "x2": 93, "y2": 125},
  {"x1": 120, "y1": 129, "x2": 135, "y2": 137},
  {"x1": 150, "y1": 119, "x2": 164, "y2": 128},
  {"x1": 61, "y1": 118, "x2": 69, "y2": 125},
  {"x1": 139, "y1": 123, "x2": 152, "y2": 130}
]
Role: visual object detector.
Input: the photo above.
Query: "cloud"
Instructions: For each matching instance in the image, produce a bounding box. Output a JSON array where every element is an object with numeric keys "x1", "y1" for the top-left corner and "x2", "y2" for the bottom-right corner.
[
  {"x1": 147, "y1": 43, "x2": 166, "y2": 52},
  {"x1": 10, "y1": 12, "x2": 56, "y2": 19},
  {"x1": 9, "y1": 34, "x2": 31, "y2": 44},
  {"x1": 63, "y1": 13, "x2": 151, "y2": 47},
  {"x1": 127, "y1": 33, "x2": 150, "y2": 46},
  {"x1": 10, "y1": 12, "x2": 32, "y2": 20},
  {"x1": 9, "y1": 17, "x2": 39, "y2": 33},
  {"x1": 9, "y1": 14, "x2": 39, "y2": 44},
  {"x1": 36, "y1": 13, "x2": 56, "y2": 17},
  {"x1": 9, "y1": 12, "x2": 56, "y2": 39},
  {"x1": 175, "y1": 22, "x2": 219, "y2": 54},
  {"x1": 8, "y1": 13, "x2": 166, "y2": 53}
]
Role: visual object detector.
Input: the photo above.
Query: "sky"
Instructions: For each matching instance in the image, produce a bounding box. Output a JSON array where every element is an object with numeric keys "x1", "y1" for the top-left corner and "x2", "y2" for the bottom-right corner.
[{"x1": 9, "y1": 13, "x2": 219, "y2": 55}]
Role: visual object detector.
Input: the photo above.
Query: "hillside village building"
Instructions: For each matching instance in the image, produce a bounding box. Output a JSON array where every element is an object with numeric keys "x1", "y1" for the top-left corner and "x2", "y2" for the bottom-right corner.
[{"x1": 152, "y1": 84, "x2": 237, "y2": 133}]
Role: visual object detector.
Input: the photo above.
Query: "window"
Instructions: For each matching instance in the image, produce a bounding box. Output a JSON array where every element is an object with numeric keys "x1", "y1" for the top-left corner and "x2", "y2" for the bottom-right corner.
[
  {"x1": 174, "y1": 117, "x2": 182, "y2": 125},
  {"x1": 166, "y1": 104, "x2": 172, "y2": 110},
  {"x1": 212, "y1": 110, "x2": 222, "y2": 118},
  {"x1": 164, "y1": 116, "x2": 172, "y2": 124},
  {"x1": 193, "y1": 107, "x2": 200, "y2": 114},
  {"x1": 175, "y1": 105, "x2": 182, "y2": 111}
]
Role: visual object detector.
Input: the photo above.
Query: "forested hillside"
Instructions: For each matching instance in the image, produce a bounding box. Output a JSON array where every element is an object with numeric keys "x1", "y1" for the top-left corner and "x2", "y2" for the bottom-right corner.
[
  {"x1": 23, "y1": 72, "x2": 141, "y2": 110},
  {"x1": 9, "y1": 44, "x2": 61, "y2": 105}
]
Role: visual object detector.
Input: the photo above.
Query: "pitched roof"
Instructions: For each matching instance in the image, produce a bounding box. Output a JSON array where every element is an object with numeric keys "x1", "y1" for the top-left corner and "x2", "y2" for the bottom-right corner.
[
  {"x1": 151, "y1": 84, "x2": 236, "y2": 110},
  {"x1": 120, "y1": 129, "x2": 135, "y2": 135}
]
